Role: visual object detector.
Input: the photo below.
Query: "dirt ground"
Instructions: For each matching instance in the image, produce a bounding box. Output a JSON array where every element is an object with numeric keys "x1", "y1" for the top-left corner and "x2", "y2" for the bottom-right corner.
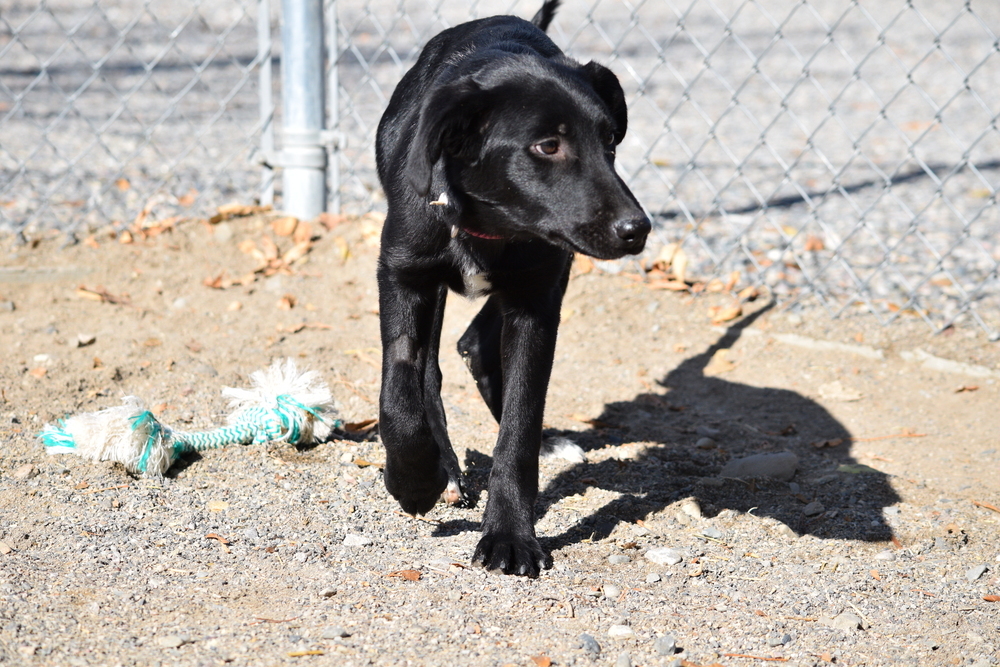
[{"x1": 1, "y1": 212, "x2": 999, "y2": 667}]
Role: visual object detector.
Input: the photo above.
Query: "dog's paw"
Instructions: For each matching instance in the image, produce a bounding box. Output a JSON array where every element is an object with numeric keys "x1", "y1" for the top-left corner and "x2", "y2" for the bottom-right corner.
[
  {"x1": 441, "y1": 478, "x2": 466, "y2": 506},
  {"x1": 384, "y1": 458, "x2": 448, "y2": 516},
  {"x1": 472, "y1": 532, "x2": 550, "y2": 577}
]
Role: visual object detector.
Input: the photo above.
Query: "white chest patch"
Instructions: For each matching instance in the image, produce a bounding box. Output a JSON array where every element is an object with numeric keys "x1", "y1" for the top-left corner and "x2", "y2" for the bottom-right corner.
[{"x1": 463, "y1": 272, "x2": 492, "y2": 299}]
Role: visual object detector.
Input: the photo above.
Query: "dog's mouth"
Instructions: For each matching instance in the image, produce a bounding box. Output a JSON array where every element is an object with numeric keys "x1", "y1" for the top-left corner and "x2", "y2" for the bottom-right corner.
[{"x1": 550, "y1": 231, "x2": 647, "y2": 261}]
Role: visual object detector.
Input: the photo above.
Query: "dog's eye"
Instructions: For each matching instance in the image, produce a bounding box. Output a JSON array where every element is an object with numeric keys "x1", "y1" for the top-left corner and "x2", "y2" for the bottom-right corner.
[
  {"x1": 605, "y1": 131, "x2": 616, "y2": 146},
  {"x1": 533, "y1": 139, "x2": 560, "y2": 156}
]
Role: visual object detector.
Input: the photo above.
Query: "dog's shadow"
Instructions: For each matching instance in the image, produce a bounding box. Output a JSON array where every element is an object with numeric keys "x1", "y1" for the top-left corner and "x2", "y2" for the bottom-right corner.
[{"x1": 438, "y1": 303, "x2": 901, "y2": 550}]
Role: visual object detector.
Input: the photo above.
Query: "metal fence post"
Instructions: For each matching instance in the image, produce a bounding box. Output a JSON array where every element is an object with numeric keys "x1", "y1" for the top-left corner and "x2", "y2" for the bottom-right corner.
[
  {"x1": 325, "y1": 0, "x2": 341, "y2": 215},
  {"x1": 280, "y1": 0, "x2": 326, "y2": 219},
  {"x1": 258, "y1": 0, "x2": 275, "y2": 207}
]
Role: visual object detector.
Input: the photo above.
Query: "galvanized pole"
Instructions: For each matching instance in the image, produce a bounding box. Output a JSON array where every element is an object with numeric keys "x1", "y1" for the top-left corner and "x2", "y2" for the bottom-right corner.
[
  {"x1": 280, "y1": 0, "x2": 326, "y2": 219},
  {"x1": 325, "y1": 0, "x2": 340, "y2": 215},
  {"x1": 257, "y1": 0, "x2": 274, "y2": 207}
]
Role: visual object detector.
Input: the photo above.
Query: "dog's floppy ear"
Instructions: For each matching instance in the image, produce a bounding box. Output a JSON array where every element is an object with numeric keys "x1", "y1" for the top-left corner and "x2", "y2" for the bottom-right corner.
[
  {"x1": 406, "y1": 77, "x2": 487, "y2": 197},
  {"x1": 583, "y1": 61, "x2": 628, "y2": 144}
]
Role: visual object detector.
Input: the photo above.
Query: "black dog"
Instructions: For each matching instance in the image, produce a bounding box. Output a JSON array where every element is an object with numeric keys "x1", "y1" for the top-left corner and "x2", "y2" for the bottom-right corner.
[{"x1": 375, "y1": 0, "x2": 650, "y2": 576}]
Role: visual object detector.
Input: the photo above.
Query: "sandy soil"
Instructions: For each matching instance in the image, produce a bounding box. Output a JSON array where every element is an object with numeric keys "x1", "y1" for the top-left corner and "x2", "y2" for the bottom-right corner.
[{"x1": 1, "y1": 213, "x2": 998, "y2": 667}]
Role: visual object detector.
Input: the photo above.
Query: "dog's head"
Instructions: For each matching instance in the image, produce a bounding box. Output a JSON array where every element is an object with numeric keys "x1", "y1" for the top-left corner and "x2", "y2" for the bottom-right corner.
[{"x1": 406, "y1": 55, "x2": 651, "y2": 260}]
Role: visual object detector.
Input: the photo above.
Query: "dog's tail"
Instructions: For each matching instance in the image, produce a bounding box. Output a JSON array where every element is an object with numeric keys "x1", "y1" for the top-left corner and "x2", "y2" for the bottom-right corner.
[{"x1": 531, "y1": 0, "x2": 561, "y2": 32}]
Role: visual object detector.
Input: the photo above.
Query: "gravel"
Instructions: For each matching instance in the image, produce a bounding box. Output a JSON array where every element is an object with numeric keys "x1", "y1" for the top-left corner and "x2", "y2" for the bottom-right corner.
[{"x1": 2, "y1": 220, "x2": 1000, "y2": 665}]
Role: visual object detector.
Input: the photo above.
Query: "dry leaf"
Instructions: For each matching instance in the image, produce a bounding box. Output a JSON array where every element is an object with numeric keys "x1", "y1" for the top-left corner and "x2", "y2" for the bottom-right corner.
[
  {"x1": 205, "y1": 533, "x2": 231, "y2": 545},
  {"x1": 177, "y1": 189, "x2": 197, "y2": 207},
  {"x1": 83, "y1": 235, "x2": 99, "y2": 249},
  {"x1": 705, "y1": 278, "x2": 726, "y2": 292},
  {"x1": 29, "y1": 367, "x2": 47, "y2": 379},
  {"x1": 704, "y1": 348, "x2": 735, "y2": 375},
  {"x1": 143, "y1": 337, "x2": 162, "y2": 347},
  {"x1": 709, "y1": 304, "x2": 742, "y2": 324},
  {"x1": 531, "y1": 656, "x2": 552, "y2": 667},
  {"x1": 353, "y1": 458, "x2": 384, "y2": 469},
  {"x1": 278, "y1": 294, "x2": 296, "y2": 310},
  {"x1": 387, "y1": 569, "x2": 421, "y2": 581},
  {"x1": 206, "y1": 500, "x2": 229, "y2": 512},
  {"x1": 573, "y1": 254, "x2": 594, "y2": 275},
  {"x1": 282, "y1": 240, "x2": 312, "y2": 265},
  {"x1": 738, "y1": 285, "x2": 760, "y2": 301},
  {"x1": 804, "y1": 235, "x2": 825, "y2": 251},
  {"x1": 870, "y1": 569, "x2": 881, "y2": 580},
  {"x1": 955, "y1": 385, "x2": 979, "y2": 393},
  {"x1": 316, "y1": 212, "x2": 347, "y2": 230},
  {"x1": 118, "y1": 229, "x2": 134, "y2": 244},
  {"x1": 344, "y1": 418, "x2": 378, "y2": 433},
  {"x1": 647, "y1": 280, "x2": 689, "y2": 291},
  {"x1": 115, "y1": 178, "x2": 130, "y2": 191},
  {"x1": 293, "y1": 220, "x2": 313, "y2": 245},
  {"x1": 271, "y1": 216, "x2": 298, "y2": 237},
  {"x1": 983, "y1": 595, "x2": 1000, "y2": 602},
  {"x1": 724, "y1": 270, "x2": 741, "y2": 292},
  {"x1": 185, "y1": 340, "x2": 203, "y2": 353}
]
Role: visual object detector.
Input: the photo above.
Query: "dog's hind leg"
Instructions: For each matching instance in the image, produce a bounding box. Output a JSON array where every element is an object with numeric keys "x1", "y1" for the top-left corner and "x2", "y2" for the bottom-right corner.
[
  {"x1": 457, "y1": 295, "x2": 504, "y2": 422},
  {"x1": 424, "y1": 283, "x2": 466, "y2": 505}
]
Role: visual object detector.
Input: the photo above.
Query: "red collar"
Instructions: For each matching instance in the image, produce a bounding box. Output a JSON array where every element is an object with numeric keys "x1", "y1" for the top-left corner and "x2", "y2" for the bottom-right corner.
[{"x1": 462, "y1": 227, "x2": 505, "y2": 240}]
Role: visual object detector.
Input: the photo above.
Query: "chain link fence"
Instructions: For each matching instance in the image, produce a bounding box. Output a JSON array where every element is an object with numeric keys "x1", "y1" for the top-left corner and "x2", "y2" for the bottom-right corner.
[
  {"x1": 3, "y1": 0, "x2": 998, "y2": 338},
  {"x1": 331, "y1": 0, "x2": 1000, "y2": 338},
  {"x1": 0, "y1": 0, "x2": 273, "y2": 239}
]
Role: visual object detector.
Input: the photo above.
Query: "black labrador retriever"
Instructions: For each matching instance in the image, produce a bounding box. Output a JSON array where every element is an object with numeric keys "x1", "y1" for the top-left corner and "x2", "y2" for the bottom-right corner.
[{"x1": 375, "y1": 0, "x2": 650, "y2": 576}]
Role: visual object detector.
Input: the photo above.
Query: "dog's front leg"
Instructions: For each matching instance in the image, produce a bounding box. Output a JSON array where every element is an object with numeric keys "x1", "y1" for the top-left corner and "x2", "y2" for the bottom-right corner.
[
  {"x1": 377, "y1": 264, "x2": 449, "y2": 516},
  {"x1": 473, "y1": 295, "x2": 561, "y2": 577}
]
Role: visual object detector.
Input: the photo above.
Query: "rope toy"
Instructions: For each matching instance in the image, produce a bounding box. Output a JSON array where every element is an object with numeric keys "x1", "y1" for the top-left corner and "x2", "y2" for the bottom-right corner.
[{"x1": 40, "y1": 359, "x2": 339, "y2": 476}]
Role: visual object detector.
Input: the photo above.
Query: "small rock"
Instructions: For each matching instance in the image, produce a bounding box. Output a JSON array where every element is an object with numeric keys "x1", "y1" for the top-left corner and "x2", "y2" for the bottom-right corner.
[
  {"x1": 603, "y1": 584, "x2": 621, "y2": 598},
  {"x1": 608, "y1": 554, "x2": 630, "y2": 565},
  {"x1": 766, "y1": 632, "x2": 791, "y2": 646},
  {"x1": 873, "y1": 550, "x2": 895, "y2": 561},
  {"x1": 608, "y1": 624, "x2": 634, "y2": 638},
  {"x1": 12, "y1": 464, "x2": 38, "y2": 481},
  {"x1": 343, "y1": 533, "x2": 373, "y2": 547},
  {"x1": 75, "y1": 333, "x2": 96, "y2": 347},
  {"x1": 966, "y1": 564, "x2": 988, "y2": 582},
  {"x1": 884, "y1": 506, "x2": 901, "y2": 516},
  {"x1": 644, "y1": 572, "x2": 661, "y2": 583},
  {"x1": 243, "y1": 527, "x2": 260, "y2": 541},
  {"x1": 818, "y1": 380, "x2": 864, "y2": 402},
  {"x1": 321, "y1": 626, "x2": 350, "y2": 639},
  {"x1": 615, "y1": 652, "x2": 632, "y2": 667},
  {"x1": 645, "y1": 548, "x2": 683, "y2": 566},
  {"x1": 788, "y1": 482, "x2": 800, "y2": 494},
  {"x1": 319, "y1": 588, "x2": 337, "y2": 598},
  {"x1": 821, "y1": 612, "x2": 862, "y2": 632},
  {"x1": 678, "y1": 498, "x2": 702, "y2": 519},
  {"x1": 695, "y1": 437, "x2": 716, "y2": 449},
  {"x1": 802, "y1": 501, "x2": 825, "y2": 517},
  {"x1": 701, "y1": 526, "x2": 723, "y2": 540},
  {"x1": 653, "y1": 634, "x2": 677, "y2": 655},
  {"x1": 156, "y1": 635, "x2": 188, "y2": 649},
  {"x1": 720, "y1": 452, "x2": 798, "y2": 481},
  {"x1": 774, "y1": 524, "x2": 797, "y2": 539},
  {"x1": 577, "y1": 633, "x2": 601, "y2": 655},
  {"x1": 0, "y1": 300, "x2": 14, "y2": 312}
]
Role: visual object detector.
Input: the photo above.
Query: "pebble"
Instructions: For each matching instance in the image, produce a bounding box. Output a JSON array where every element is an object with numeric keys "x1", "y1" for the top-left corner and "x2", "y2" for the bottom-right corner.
[
  {"x1": 156, "y1": 635, "x2": 188, "y2": 649},
  {"x1": 719, "y1": 451, "x2": 799, "y2": 481},
  {"x1": 319, "y1": 588, "x2": 337, "y2": 598},
  {"x1": 645, "y1": 548, "x2": 683, "y2": 566},
  {"x1": 12, "y1": 464, "x2": 38, "y2": 481},
  {"x1": 695, "y1": 437, "x2": 716, "y2": 449},
  {"x1": 608, "y1": 554, "x2": 630, "y2": 565},
  {"x1": 788, "y1": 482, "x2": 800, "y2": 494},
  {"x1": 608, "y1": 625, "x2": 634, "y2": 638},
  {"x1": 802, "y1": 501, "x2": 825, "y2": 517},
  {"x1": 321, "y1": 626, "x2": 351, "y2": 639},
  {"x1": 74, "y1": 333, "x2": 96, "y2": 347},
  {"x1": 615, "y1": 652, "x2": 632, "y2": 667},
  {"x1": 577, "y1": 633, "x2": 601, "y2": 655},
  {"x1": 966, "y1": 564, "x2": 988, "y2": 582},
  {"x1": 343, "y1": 533, "x2": 373, "y2": 547},
  {"x1": 873, "y1": 550, "x2": 895, "y2": 561},
  {"x1": 821, "y1": 612, "x2": 862, "y2": 632},
  {"x1": 678, "y1": 498, "x2": 702, "y2": 519},
  {"x1": 653, "y1": 634, "x2": 676, "y2": 655},
  {"x1": 0, "y1": 300, "x2": 14, "y2": 312},
  {"x1": 701, "y1": 526, "x2": 723, "y2": 539},
  {"x1": 644, "y1": 572, "x2": 661, "y2": 583},
  {"x1": 603, "y1": 584, "x2": 622, "y2": 598},
  {"x1": 766, "y1": 632, "x2": 791, "y2": 646}
]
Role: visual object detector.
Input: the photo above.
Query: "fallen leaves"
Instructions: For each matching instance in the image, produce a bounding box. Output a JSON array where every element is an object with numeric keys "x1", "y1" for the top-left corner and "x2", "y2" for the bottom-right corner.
[
  {"x1": 708, "y1": 304, "x2": 742, "y2": 325},
  {"x1": 955, "y1": 384, "x2": 979, "y2": 393},
  {"x1": 530, "y1": 656, "x2": 552, "y2": 667},
  {"x1": 703, "y1": 348, "x2": 736, "y2": 375},
  {"x1": 972, "y1": 500, "x2": 1000, "y2": 514},
  {"x1": 76, "y1": 285, "x2": 130, "y2": 305},
  {"x1": 209, "y1": 202, "x2": 272, "y2": 224},
  {"x1": 386, "y1": 569, "x2": 421, "y2": 581},
  {"x1": 983, "y1": 595, "x2": 1000, "y2": 602}
]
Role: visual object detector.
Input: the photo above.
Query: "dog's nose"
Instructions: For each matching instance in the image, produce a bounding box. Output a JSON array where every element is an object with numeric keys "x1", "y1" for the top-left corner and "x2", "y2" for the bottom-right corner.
[{"x1": 613, "y1": 216, "x2": 651, "y2": 250}]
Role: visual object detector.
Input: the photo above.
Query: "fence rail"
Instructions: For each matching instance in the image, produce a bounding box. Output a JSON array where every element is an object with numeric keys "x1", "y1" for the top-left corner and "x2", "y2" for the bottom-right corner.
[{"x1": 2, "y1": 0, "x2": 998, "y2": 338}]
